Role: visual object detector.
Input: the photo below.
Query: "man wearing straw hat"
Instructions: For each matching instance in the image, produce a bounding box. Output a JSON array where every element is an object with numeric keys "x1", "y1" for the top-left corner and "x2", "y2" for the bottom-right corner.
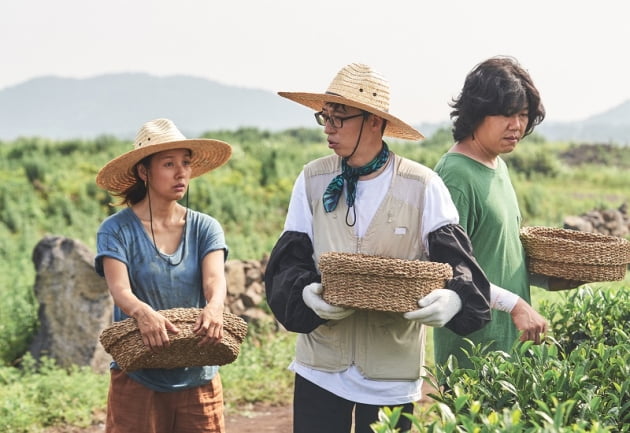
[
  {"x1": 264, "y1": 63, "x2": 495, "y2": 433},
  {"x1": 95, "y1": 118, "x2": 232, "y2": 433}
]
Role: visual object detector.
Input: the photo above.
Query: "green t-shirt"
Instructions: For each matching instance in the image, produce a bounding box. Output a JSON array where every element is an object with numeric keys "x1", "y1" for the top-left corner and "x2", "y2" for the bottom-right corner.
[{"x1": 433, "y1": 152, "x2": 530, "y2": 369}]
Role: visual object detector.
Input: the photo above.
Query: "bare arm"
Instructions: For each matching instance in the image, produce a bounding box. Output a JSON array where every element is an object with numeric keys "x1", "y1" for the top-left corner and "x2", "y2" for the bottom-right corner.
[
  {"x1": 509, "y1": 298, "x2": 548, "y2": 344},
  {"x1": 193, "y1": 249, "x2": 227, "y2": 345},
  {"x1": 490, "y1": 283, "x2": 548, "y2": 344},
  {"x1": 102, "y1": 257, "x2": 180, "y2": 352}
]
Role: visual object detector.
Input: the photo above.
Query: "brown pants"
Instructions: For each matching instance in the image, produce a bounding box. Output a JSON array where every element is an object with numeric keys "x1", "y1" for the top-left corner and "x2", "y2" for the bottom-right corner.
[{"x1": 106, "y1": 369, "x2": 225, "y2": 433}]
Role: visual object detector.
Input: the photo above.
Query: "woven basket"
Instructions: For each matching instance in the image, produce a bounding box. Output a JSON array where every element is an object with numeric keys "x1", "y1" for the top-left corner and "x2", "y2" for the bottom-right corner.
[
  {"x1": 520, "y1": 226, "x2": 630, "y2": 283},
  {"x1": 99, "y1": 308, "x2": 248, "y2": 371},
  {"x1": 319, "y1": 252, "x2": 453, "y2": 313}
]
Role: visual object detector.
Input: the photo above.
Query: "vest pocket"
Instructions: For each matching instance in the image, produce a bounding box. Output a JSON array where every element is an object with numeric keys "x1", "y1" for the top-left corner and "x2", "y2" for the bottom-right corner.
[
  {"x1": 358, "y1": 312, "x2": 424, "y2": 380},
  {"x1": 295, "y1": 320, "x2": 352, "y2": 371}
]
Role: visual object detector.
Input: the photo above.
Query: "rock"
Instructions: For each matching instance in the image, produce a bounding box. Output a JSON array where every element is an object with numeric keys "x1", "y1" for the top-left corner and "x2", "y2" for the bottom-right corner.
[
  {"x1": 563, "y1": 215, "x2": 593, "y2": 232},
  {"x1": 242, "y1": 282, "x2": 264, "y2": 308},
  {"x1": 29, "y1": 235, "x2": 113, "y2": 372},
  {"x1": 228, "y1": 298, "x2": 247, "y2": 316},
  {"x1": 563, "y1": 203, "x2": 629, "y2": 237},
  {"x1": 244, "y1": 262, "x2": 263, "y2": 286},
  {"x1": 225, "y1": 260, "x2": 246, "y2": 295},
  {"x1": 241, "y1": 307, "x2": 274, "y2": 325}
]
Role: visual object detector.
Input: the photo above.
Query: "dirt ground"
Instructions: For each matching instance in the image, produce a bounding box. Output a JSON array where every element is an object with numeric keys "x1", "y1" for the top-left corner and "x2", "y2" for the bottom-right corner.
[
  {"x1": 43, "y1": 382, "x2": 435, "y2": 433},
  {"x1": 225, "y1": 403, "x2": 293, "y2": 433},
  {"x1": 42, "y1": 403, "x2": 292, "y2": 433}
]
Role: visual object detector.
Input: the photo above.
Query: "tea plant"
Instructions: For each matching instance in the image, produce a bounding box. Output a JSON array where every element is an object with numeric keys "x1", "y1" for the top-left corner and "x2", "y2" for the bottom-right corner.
[{"x1": 372, "y1": 286, "x2": 630, "y2": 432}]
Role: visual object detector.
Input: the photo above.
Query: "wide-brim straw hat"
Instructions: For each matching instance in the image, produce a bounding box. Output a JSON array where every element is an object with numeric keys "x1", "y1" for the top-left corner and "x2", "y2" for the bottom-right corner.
[
  {"x1": 96, "y1": 118, "x2": 232, "y2": 192},
  {"x1": 278, "y1": 63, "x2": 424, "y2": 141}
]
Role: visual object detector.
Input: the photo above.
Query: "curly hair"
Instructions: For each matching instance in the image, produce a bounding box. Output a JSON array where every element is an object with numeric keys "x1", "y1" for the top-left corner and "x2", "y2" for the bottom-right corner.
[{"x1": 450, "y1": 56, "x2": 545, "y2": 142}]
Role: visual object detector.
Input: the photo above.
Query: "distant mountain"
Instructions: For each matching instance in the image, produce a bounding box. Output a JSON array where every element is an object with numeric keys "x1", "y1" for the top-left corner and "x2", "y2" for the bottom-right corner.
[
  {"x1": 0, "y1": 73, "x2": 314, "y2": 140},
  {"x1": 537, "y1": 122, "x2": 630, "y2": 145},
  {"x1": 0, "y1": 73, "x2": 629, "y2": 144},
  {"x1": 537, "y1": 100, "x2": 630, "y2": 145}
]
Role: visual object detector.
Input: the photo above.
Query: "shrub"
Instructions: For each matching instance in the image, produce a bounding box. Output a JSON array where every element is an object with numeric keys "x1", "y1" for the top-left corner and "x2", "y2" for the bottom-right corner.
[
  {"x1": 0, "y1": 355, "x2": 108, "y2": 432},
  {"x1": 504, "y1": 150, "x2": 560, "y2": 179},
  {"x1": 372, "y1": 286, "x2": 630, "y2": 432}
]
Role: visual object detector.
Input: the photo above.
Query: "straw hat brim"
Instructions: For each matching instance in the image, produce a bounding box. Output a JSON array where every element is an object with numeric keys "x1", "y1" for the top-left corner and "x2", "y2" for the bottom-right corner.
[
  {"x1": 278, "y1": 91, "x2": 424, "y2": 141},
  {"x1": 96, "y1": 138, "x2": 232, "y2": 192}
]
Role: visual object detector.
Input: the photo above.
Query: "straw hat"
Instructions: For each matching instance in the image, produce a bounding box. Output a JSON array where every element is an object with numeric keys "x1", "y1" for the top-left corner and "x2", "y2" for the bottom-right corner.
[
  {"x1": 96, "y1": 118, "x2": 232, "y2": 192},
  {"x1": 278, "y1": 63, "x2": 424, "y2": 140}
]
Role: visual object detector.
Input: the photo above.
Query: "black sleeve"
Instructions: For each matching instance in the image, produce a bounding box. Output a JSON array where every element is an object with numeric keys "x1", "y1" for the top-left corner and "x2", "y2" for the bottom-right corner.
[
  {"x1": 428, "y1": 224, "x2": 492, "y2": 336},
  {"x1": 264, "y1": 231, "x2": 327, "y2": 333}
]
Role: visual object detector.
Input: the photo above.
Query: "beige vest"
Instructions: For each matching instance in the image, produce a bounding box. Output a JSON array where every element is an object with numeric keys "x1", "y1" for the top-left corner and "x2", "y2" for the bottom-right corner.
[{"x1": 295, "y1": 153, "x2": 435, "y2": 380}]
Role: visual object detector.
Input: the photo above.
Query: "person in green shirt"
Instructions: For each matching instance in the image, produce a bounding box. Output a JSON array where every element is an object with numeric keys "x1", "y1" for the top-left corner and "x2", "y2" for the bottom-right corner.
[{"x1": 434, "y1": 56, "x2": 582, "y2": 370}]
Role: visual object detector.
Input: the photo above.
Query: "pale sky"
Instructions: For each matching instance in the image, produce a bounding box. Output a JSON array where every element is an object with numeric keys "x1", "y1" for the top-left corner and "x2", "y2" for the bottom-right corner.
[{"x1": 1, "y1": 0, "x2": 628, "y2": 124}]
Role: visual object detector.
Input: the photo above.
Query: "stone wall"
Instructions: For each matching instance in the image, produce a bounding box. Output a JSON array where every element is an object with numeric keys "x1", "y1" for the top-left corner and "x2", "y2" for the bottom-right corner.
[
  {"x1": 563, "y1": 203, "x2": 629, "y2": 238},
  {"x1": 224, "y1": 257, "x2": 271, "y2": 323}
]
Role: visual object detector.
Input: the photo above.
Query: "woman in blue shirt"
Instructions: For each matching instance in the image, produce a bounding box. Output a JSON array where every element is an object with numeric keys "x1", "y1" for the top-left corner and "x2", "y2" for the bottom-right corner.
[{"x1": 95, "y1": 118, "x2": 232, "y2": 433}]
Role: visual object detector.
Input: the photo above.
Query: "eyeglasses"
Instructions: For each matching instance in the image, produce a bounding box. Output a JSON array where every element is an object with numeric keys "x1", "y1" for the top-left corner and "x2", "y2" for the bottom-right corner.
[{"x1": 314, "y1": 111, "x2": 366, "y2": 128}]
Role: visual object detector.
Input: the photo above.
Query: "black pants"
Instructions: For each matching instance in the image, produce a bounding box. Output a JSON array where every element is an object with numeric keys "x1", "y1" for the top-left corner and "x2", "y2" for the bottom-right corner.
[{"x1": 293, "y1": 374, "x2": 414, "y2": 433}]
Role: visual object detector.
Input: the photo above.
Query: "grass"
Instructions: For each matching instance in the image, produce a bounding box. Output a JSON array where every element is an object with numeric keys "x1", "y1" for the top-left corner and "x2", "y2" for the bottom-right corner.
[
  {"x1": 0, "y1": 356, "x2": 109, "y2": 433},
  {"x1": 0, "y1": 323, "x2": 297, "y2": 433},
  {"x1": 220, "y1": 322, "x2": 296, "y2": 412}
]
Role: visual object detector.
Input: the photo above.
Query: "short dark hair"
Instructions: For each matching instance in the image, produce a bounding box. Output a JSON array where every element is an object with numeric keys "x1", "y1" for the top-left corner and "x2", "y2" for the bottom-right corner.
[
  {"x1": 450, "y1": 56, "x2": 545, "y2": 142},
  {"x1": 113, "y1": 155, "x2": 152, "y2": 206}
]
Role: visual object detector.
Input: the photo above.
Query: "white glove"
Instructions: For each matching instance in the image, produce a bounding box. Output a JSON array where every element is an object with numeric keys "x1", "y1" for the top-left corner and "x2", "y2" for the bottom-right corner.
[
  {"x1": 403, "y1": 289, "x2": 462, "y2": 327},
  {"x1": 302, "y1": 283, "x2": 355, "y2": 320}
]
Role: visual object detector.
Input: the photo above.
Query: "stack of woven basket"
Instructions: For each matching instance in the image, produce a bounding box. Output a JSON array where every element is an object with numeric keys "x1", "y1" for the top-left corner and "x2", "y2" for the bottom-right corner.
[
  {"x1": 520, "y1": 226, "x2": 630, "y2": 283},
  {"x1": 99, "y1": 308, "x2": 248, "y2": 371},
  {"x1": 319, "y1": 252, "x2": 453, "y2": 313}
]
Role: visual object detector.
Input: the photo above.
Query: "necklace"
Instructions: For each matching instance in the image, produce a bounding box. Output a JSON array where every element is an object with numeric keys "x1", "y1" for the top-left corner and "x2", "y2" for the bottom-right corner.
[{"x1": 147, "y1": 188, "x2": 188, "y2": 266}]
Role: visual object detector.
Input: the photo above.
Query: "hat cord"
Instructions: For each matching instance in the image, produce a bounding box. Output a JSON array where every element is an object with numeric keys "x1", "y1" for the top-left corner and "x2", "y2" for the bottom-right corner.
[
  {"x1": 343, "y1": 114, "x2": 366, "y2": 227},
  {"x1": 147, "y1": 182, "x2": 189, "y2": 266},
  {"x1": 345, "y1": 113, "x2": 367, "y2": 161}
]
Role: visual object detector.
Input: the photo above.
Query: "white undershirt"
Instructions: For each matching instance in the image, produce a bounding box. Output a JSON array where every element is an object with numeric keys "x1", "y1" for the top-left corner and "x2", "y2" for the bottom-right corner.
[{"x1": 284, "y1": 161, "x2": 458, "y2": 248}]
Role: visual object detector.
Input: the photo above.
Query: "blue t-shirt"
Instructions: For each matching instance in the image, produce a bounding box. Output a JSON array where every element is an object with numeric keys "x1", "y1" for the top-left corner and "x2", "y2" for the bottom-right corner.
[{"x1": 95, "y1": 207, "x2": 228, "y2": 392}]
